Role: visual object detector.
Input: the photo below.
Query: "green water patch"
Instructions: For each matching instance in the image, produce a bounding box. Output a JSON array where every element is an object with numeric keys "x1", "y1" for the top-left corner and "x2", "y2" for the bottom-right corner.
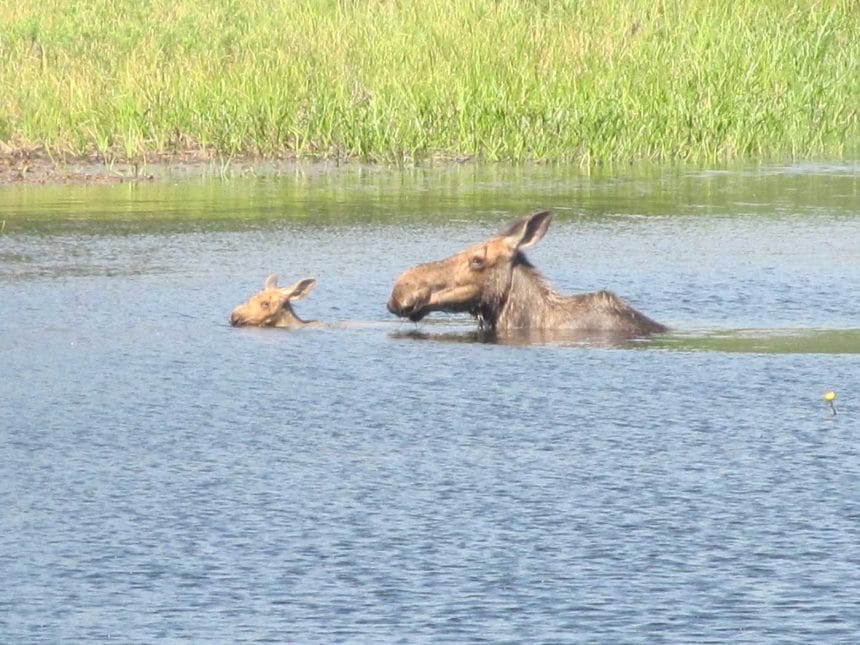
[
  {"x1": 389, "y1": 323, "x2": 860, "y2": 355},
  {"x1": 654, "y1": 328, "x2": 860, "y2": 355}
]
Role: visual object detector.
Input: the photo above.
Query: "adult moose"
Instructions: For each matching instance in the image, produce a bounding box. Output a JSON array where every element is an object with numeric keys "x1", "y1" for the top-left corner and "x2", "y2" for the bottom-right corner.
[
  {"x1": 230, "y1": 274, "x2": 320, "y2": 328},
  {"x1": 387, "y1": 211, "x2": 667, "y2": 336}
]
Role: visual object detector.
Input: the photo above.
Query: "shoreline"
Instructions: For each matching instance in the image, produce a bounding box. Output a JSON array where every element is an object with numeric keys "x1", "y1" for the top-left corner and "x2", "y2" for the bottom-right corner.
[
  {"x1": 2, "y1": 148, "x2": 857, "y2": 188},
  {"x1": 0, "y1": 149, "x2": 276, "y2": 186},
  {"x1": 0, "y1": 148, "x2": 485, "y2": 186}
]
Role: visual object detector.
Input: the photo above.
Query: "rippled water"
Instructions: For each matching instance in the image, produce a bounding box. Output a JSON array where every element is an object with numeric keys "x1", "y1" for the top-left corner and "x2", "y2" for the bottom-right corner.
[{"x1": 1, "y1": 163, "x2": 859, "y2": 642}]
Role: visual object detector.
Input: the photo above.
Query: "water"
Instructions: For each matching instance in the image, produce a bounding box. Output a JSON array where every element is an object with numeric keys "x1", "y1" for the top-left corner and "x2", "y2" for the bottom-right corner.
[{"x1": 1, "y1": 162, "x2": 859, "y2": 642}]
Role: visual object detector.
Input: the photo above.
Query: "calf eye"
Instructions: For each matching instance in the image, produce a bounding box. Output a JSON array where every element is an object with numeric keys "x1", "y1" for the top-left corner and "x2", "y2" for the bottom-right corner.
[
  {"x1": 469, "y1": 256, "x2": 485, "y2": 270},
  {"x1": 259, "y1": 301, "x2": 270, "y2": 309}
]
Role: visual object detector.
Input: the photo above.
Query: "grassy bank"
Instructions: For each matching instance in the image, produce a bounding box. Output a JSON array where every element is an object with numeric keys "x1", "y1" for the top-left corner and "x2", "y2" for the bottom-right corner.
[{"x1": 1, "y1": 0, "x2": 857, "y2": 166}]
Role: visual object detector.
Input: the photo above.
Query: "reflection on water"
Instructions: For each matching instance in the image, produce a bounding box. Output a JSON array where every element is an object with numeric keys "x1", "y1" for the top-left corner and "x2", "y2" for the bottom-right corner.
[
  {"x1": 2, "y1": 159, "x2": 858, "y2": 234},
  {"x1": 391, "y1": 325, "x2": 662, "y2": 349},
  {"x1": 1, "y1": 162, "x2": 859, "y2": 643}
]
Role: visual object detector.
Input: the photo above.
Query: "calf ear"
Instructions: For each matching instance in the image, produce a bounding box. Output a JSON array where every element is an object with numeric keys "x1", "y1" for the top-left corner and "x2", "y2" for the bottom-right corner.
[
  {"x1": 264, "y1": 274, "x2": 280, "y2": 290},
  {"x1": 284, "y1": 278, "x2": 317, "y2": 301},
  {"x1": 501, "y1": 210, "x2": 552, "y2": 249}
]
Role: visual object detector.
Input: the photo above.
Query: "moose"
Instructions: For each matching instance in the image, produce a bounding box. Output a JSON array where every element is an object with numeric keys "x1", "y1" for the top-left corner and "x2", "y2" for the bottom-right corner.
[
  {"x1": 387, "y1": 210, "x2": 667, "y2": 336},
  {"x1": 230, "y1": 274, "x2": 320, "y2": 328}
]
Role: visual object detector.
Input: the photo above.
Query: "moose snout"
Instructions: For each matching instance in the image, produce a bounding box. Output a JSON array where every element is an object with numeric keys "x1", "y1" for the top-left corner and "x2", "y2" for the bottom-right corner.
[
  {"x1": 386, "y1": 295, "x2": 402, "y2": 315},
  {"x1": 387, "y1": 283, "x2": 429, "y2": 320},
  {"x1": 387, "y1": 292, "x2": 415, "y2": 316}
]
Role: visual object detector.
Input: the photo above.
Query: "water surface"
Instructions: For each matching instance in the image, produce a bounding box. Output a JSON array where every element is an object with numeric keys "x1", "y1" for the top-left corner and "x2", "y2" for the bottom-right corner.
[{"x1": 1, "y1": 162, "x2": 859, "y2": 642}]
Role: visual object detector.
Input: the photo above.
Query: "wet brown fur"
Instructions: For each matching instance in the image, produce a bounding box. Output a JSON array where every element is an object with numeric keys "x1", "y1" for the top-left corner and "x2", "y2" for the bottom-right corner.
[
  {"x1": 230, "y1": 274, "x2": 320, "y2": 328},
  {"x1": 387, "y1": 211, "x2": 667, "y2": 336}
]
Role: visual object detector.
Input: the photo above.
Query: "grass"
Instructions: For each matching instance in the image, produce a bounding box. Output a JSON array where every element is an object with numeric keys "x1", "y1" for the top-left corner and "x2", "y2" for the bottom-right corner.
[{"x1": 0, "y1": 0, "x2": 857, "y2": 166}]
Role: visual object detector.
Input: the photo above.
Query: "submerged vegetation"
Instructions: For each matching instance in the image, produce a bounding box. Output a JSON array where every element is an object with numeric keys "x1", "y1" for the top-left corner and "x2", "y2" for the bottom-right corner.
[{"x1": 0, "y1": 0, "x2": 857, "y2": 166}]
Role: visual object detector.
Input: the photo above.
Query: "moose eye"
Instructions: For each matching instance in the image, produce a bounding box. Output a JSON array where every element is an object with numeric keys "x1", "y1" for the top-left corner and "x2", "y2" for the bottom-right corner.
[
  {"x1": 469, "y1": 256, "x2": 485, "y2": 271},
  {"x1": 259, "y1": 301, "x2": 270, "y2": 309}
]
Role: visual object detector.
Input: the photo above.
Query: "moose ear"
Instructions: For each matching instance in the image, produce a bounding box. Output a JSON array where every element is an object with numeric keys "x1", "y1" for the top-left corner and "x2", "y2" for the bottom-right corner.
[
  {"x1": 283, "y1": 278, "x2": 317, "y2": 301},
  {"x1": 501, "y1": 210, "x2": 553, "y2": 249},
  {"x1": 264, "y1": 274, "x2": 280, "y2": 290}
]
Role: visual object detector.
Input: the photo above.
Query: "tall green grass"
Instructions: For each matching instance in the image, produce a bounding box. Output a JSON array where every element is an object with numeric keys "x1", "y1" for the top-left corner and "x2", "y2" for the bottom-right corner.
[{"x1": 1, "y1": 0, "x2": 857, "y2": 165}]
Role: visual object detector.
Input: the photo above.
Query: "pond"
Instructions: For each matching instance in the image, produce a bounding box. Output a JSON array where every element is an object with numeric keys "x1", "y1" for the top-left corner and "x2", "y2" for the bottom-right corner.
[{"x1": 1, "y1": 162, "x2": 859, "y2": 642}]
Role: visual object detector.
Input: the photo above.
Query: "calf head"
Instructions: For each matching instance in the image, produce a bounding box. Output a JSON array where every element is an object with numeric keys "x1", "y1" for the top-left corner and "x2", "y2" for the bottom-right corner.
[
  {"x1": 230, "y1": 274, "x2": 317, "y2": 328},
  {"x1": 387, "y1": 211, "x2": 552, "y2": 322}
]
